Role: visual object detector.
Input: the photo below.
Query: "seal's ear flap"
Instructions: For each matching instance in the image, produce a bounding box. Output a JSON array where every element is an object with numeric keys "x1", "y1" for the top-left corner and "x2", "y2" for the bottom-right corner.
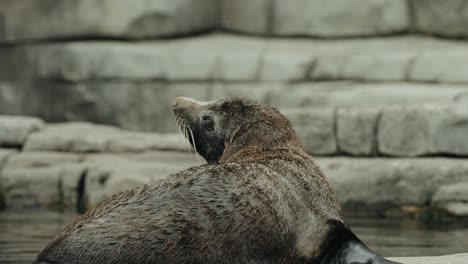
[{"x1": 319, "y1": 220, "x2": 401, "y2": 264}]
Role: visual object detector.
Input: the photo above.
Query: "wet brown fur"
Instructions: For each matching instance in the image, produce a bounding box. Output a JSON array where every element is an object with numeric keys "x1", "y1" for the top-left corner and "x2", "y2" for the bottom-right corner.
[{"x1": 35, "y1": 97, "x2": 344, "y2": 264}]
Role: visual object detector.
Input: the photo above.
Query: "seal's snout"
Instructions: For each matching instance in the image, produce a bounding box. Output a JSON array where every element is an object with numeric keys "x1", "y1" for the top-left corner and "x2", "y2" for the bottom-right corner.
[{"x1": 172, "y1": 97, "x2": 204, "y2": 117}]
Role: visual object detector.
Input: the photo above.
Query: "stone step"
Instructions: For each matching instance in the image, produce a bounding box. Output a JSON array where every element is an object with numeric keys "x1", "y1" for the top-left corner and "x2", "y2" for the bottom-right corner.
[
  {"x1": 2, "y1": 34, "x2": 468, "y2": 83},
  {"x1": 2, "y1": 98, "x2": 468, "y2": 157},
  {"x1": 2, "y1": 0, "x2": 468, "y2": 43},
  {"x1": 390, "y1": 254, "x2": 468, "y2": 264},
  {"x1": 0, "y1": 0, "x2": 219, "y2": 43},
  {"x1": 2, "y1": 81, "x2": 468, "y2": 133},
  {"x1": 1, "y1": 150, "x2": 467, "y2": 218}
]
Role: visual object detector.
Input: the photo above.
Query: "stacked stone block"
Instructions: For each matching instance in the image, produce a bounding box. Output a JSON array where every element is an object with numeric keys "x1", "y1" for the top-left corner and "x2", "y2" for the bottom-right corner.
[{"x1": 1, "y1": 0, "x2": 468, "y2": 219}]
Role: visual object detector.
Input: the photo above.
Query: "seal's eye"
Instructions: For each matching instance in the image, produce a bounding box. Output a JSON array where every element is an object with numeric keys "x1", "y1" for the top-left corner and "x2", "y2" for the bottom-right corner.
[{"x1": 202, "y1": 116, "x2": 214, "y2": 131}]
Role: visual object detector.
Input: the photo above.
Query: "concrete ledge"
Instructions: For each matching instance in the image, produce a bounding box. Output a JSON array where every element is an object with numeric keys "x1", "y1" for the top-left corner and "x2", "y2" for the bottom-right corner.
[
  {"x1": 1, "y1": 145, "x2": 468, "y2": 216},
  {"x1": 390, "y1": 253, "x2": 468, "y2": 264},
  {"x1": 2, "y1": 101, "x2": 468, "y2": 156},
  {"x1": 3, "y1": 35, "x2": 468, "y2": 83}
]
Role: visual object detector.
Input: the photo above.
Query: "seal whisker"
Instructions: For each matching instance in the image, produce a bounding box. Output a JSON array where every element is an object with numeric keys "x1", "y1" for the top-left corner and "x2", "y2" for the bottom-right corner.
[
  {"x1": 182, "y1": 123, "x2": 193, "y2": 162},
  {"x1": 188, "y1": 125, "x2": 201, "y2": 162}
]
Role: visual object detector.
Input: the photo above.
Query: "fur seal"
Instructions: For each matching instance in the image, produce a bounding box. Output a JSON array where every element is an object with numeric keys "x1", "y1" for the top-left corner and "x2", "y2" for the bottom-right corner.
[{"x1": 35, "y1": 97, "x2": 399, "y2": 264}]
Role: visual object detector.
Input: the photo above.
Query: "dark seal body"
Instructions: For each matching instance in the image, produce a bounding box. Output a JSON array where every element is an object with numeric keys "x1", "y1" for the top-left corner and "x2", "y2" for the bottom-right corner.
[{"x1": 35, "y1": 97, "x2": 399, "y2": 264}]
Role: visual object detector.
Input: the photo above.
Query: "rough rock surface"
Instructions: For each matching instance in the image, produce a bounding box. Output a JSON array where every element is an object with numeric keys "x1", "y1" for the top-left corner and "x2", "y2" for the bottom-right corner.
[
  {"x1": 337, "y1": 107, "x2": 379, "y2": 156},
  {"x1": 272, "y1": 0, "x2": 410, "y2": 37},
  {"x1": 221, "y1": 0, "x2": 271, "y2": 34},
  {"x1": 409, "y1": 50, "x2": 468, "y2": 83},
  {"x1": 23, "y1": 122, "x2": 189, "y2": 152},
  {"x1": 282, "y1": 108, "x2": 337, "y2": 155},
  {"x1": 6, "y1": 81, "x2": 210, "y2": 132},
  {"x1": 390, "y1": 253, "x2": 468, "y2": 264},
  {"x1": 378, "y1": 105, "x2": 468, "y2": 157},
  {"x1": 23, "y1": 122, "x2": 121, "y2": 152},
  {"x1": 0, "y1": 0, "x2": 218, "y2": 43},
  {"x1": 0, "y1": 149, "x2": 16, "y2": 206},
  {"x1": 2, "y1": 150, "x2": 468, "y2": 214},
  {"x1": 0, "y1": 116, "x2": 44, "y2": 148},
  {"x1": 413, "y1": 0, "x2": 468, "y2": 38},
  {"x1": 377, "y1": 106, "x2": 431, "y2": 156},
  {"x1": 317, "y1": 158, "x2": 468, "y2": 212},
  {"x1": 3, "y1": 35, "x2": 468, "y2": 83},
  {"x1": 0, "y1": 149, "x2": 15, "y2": 168},
  {"x1": 2, "y1": 81, "x2": 467, "y2": 134},
  {"x1": 0, "y1": 82, "x2": 25, "y2": 115},
  {"x1": 0, "y1": 152, "x2": 84, "y2": 209},
  {"x1": 432, "y1": 183, "x2": 468, "y2": 217}
]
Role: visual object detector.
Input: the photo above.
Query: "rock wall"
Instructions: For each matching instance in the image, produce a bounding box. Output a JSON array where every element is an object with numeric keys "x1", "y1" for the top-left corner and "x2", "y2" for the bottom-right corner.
[
  {"x1": 1, "y1": 0, "x2": 468, "y2": 216},
  {"x1": 2, "y1": 0, "x2": 468, "y2": 42},
  {"x1": 1, "y1": 117, "x2": 468, "y2": 219},
  {"x1": 1, "y1": 1, "x2": 468, "y2": 133}
]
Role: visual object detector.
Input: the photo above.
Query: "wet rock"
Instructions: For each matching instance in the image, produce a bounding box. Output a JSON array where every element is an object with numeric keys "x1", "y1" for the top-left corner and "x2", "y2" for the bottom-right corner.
[
  {"x1": 60, "y1": 165, "x2": 86, "y2": 210},
  {"x1": 272, "y1": 0, "x2": 409, "y2": 37},
  {"x1": 0, "y1": 0, "x2": 218, "y2": 43},
  {"x1": 336, "y1": 107, "x2": 379, "y2": 156},
  {"x1": 0, "y1": 116, "x2": 44, "y2": 148},
  {"x1": 413, "y1": 0, "x2": 468, "y2": 38},
  {"x1": 1, "y1": 166, "x2": 63, "y2": 209},
  {"x1": 316, "y1": 157, "x2": 468, "y2": 212},
  {"x1": 283, "y1": 108, "x2": 337, "y2": 155},
  {"x1": 0, "y1": 152, "x2": 85, "y2": 209},
  {"x1": 432, "y1": 182, "x2": 468, "y2": 217}
]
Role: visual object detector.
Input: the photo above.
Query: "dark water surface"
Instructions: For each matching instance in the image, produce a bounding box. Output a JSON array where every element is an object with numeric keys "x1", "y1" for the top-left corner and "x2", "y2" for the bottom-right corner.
[{"x1": 1, "y1": 211, "x2": 468, "y2": 263}]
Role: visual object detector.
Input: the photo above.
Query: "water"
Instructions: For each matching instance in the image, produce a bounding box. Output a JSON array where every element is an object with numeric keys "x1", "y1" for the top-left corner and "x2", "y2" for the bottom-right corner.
[{"x1": 1, "y1": 211, "x2": 468, "y2": 263}]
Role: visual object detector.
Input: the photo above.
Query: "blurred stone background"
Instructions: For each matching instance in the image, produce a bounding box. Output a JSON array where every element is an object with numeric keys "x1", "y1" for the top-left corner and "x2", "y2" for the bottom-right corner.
[{"x1": 1, "y1": 0, "x2": 468, "y2": 220}]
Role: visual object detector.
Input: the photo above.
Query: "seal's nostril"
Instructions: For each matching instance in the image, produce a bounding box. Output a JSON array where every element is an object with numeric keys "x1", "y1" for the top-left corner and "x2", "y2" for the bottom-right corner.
[{"x1": 172, "y1": 97, "x2": 183, "y2": 109}]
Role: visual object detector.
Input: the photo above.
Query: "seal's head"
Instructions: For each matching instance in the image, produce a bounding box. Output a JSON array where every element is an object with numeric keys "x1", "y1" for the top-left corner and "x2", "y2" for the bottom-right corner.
[{"x1": 172, "y1": 97, "x2": 302, "y2": 163}]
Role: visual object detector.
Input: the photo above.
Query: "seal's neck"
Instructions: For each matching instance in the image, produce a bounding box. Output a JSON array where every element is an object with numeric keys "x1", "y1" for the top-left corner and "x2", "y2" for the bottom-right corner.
[
  {"x1": 218, "y1": 123, "x2": 306, "y2": 164},
  {"x1": 219, "y1": 144, "x2": 307, "y2": 164}
]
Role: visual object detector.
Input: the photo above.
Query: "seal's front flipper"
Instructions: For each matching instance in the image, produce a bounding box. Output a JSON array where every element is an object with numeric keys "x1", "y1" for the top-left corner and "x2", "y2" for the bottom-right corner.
[{"x1": 319, "y1": 220, "x2": 401, "y2": 264}]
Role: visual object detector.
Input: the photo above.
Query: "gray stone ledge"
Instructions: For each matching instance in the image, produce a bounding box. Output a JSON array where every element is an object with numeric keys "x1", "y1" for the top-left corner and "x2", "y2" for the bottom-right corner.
[
  {"x1": 0, "y1": 0, "x2": 219, "y2": 43},
  {"x1": 3, "y1": 99, "x2": 468, "y2": 157},
  {"x1": 272, "y1": 0, "x2": 410, "y2": 37},
  {"x1": 2, "y1": 150, "x2": 468, "y2": 214},
  {"x1": 413, "y1": 0, "x2": 468, "y2": 38},
  {"x1": 390, "y1": 253, "x2": 468, "y2": 264},
  {"x1": 0, "y1": 116, "x2": 44, "y2": 148},
  {"x1": 2, "y1": 35, "x2": 468, "y2": 83},
  {"x1": 2, "y1": 80, "x2": 467, "y2": 134},
  {"x1": 23, "y1": 122, "x2": 189, "y2": 153},
  {"x1": 377, "y1": 104, "x2": 468, "y2": 157}
]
